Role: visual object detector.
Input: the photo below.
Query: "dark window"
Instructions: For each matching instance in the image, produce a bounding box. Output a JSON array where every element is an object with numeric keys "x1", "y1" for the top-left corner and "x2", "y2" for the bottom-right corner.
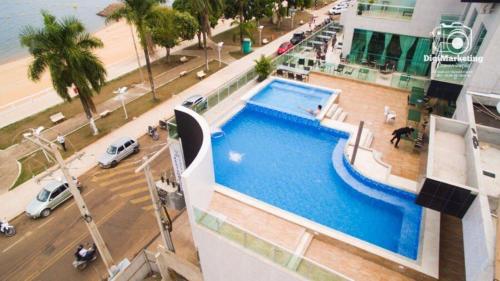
[
  {"x1": 124, "y1": 141, "x2": 132, "y2": 148},
  {"x1": 467, "y1": 8, "x2": 477, "y2": 29},
  {"x1": 50, "y1": 187, "x2": 63, "y2": 199},
  {"x1": 117, "y1": 146, "x2": 125, "y2": 153},
  {"x1": 470, "y1": 24, "x2": 487, "y2": 57}
]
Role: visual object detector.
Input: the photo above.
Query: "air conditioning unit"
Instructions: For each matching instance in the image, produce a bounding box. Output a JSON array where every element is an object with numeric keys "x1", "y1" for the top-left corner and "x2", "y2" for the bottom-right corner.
[{"x1": 480, "y1": 3, "x2": 495, "y2": 14}]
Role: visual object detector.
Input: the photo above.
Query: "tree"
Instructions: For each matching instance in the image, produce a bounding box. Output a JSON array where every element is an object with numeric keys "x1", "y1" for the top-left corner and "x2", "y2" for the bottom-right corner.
[
  {"x1": 20, "y1": 11, "x2": 106, "y2": 135},
  {"x1": 173, "y1": 0, "x2": 221, "y2": 49},
  {"x1": 230, "y1": 19, "x2": 257, "y2": 45},
  {"x1": 189, "y1": 0, "x2": 224, "y2": 71},
  {"x1": 147, "y1": 7, "x2": 198, "y2": 62},
  {"x1": 248, "y1": 0, "x2": 274, "y2": 25},
  {"x1": 107, "y1": 0, "x2": 162, "y2": 101}
]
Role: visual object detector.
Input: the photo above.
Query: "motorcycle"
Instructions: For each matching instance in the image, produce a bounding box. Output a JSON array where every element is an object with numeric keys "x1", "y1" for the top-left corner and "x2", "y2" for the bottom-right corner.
[
  {"x1": 147, "y1": 125, "x2": 159, "y2": 141},
  {"x1": 0, "y1": 219, "x2": 16, "y2": 237},
  {"x1": 73, "y1": 243, "x2": 98, "y2": 270}
]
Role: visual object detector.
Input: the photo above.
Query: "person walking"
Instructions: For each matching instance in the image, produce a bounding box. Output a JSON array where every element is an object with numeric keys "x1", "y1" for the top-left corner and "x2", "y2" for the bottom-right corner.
[
  {"x1": 390, "y1": 126, "x2": 414, "y2": 148},
  {"x1": 57, "y1": 134, "x2": 66, "y2": 151}
]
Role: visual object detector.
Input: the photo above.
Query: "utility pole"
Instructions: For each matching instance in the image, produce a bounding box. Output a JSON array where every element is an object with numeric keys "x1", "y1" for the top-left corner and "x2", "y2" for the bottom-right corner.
[
  {"x1": 25, "y1": 132, "x2": 117, "y2": 277},
  {"x1": 136, "y1": 145, "x2": 175, "y2": 251}
]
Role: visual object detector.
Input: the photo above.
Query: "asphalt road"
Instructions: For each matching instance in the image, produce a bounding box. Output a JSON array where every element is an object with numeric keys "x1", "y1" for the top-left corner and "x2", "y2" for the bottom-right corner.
[{"x1": 0, "y1": 132, "x2": 178, "y2": 281}]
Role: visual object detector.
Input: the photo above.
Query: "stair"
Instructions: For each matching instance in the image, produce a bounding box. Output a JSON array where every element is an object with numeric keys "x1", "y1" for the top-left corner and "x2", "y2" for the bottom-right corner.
[
  {"x1": 337, "y1": 111, "x2": 348, "y2": 122},
  {"x1": 325, "y1": 103, "x2": 338, "y2": 118},
  {"x1": 332, "y1": 107, "x2": 343, "y2": 120}
]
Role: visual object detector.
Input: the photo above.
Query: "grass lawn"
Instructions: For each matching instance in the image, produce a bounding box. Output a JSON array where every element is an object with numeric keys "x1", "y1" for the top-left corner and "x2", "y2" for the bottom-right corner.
[
  {"x1": 11, "y1": 60, "x2": 225, "y2": 189},
  {"x1": 0, "y1": 55, "x2": 193, "y2": 149},
  {"x1": 211, "y1": 11, "x2": 313, "y2": 50}
]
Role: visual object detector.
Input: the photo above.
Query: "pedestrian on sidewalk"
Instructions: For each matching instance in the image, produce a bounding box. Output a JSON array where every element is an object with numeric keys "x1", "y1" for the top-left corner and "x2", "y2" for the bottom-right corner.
[{"x1": 57, "y1": 134, "x2": 66, "y2": 151}]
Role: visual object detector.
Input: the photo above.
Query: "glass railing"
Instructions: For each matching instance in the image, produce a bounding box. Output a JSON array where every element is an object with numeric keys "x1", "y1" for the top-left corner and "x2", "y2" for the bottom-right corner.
[
  {"x1": 357, "y1": 2, "x2": 415, "y2": 20},
  {"x1": 167, "y1": 67, "x2": 258, "y2": 138},
  {"x1": 194, "y1": 207, "x2": 352, "y2": 281}
]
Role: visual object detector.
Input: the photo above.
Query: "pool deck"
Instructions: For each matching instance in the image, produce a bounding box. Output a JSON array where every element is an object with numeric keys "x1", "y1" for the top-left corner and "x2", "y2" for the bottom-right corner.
[
  {"x1": 309, "y1": 72, "x2": 422, "y2": 181},
  {"x1": 208, "y1": 191, "x2": 465, "y2": 280}
]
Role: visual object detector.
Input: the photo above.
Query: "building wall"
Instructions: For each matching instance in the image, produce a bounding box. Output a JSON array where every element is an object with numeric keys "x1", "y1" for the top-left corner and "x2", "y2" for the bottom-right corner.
[
  {"x1": 462, "y1": 5, "x2": 500, "y2": 95},
  {"x1": 340, "y1": 0, "x2": 464, "y2": 55},
  {"x1": 194, "y1": 225, "x2": 306, "y2": 281},
  {"x1": 462, "y1": 195, "x2": 495, "y2": 281}
]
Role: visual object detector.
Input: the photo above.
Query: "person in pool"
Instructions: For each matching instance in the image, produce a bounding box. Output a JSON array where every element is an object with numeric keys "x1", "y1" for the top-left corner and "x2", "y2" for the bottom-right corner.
[{"x1": 307, "y1": 104, "x2": 322, "y2": 116}]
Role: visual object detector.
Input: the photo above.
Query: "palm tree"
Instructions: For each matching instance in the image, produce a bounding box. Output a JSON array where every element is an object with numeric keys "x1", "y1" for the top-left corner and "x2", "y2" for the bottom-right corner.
[
  {"x1": 107, "y1": 0, "x2": 162, "y2": 101},
  {"x1": 20, "y1": 11, "x2": 106, "y2": 135},
  {"x1": 189, "y1": 0, "x2": 223, "y2": 71}
]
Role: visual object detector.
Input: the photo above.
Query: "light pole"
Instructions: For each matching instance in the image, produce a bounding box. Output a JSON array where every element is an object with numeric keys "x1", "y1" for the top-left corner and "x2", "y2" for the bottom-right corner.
[
  {"x1": 258, "y1": 25, "x2": 264, "y2": 46},
  {"x1": 217, "y1": 42, "x2": 224, "y2": 67},
  {"x1": 290, "y1": 8, "x2": 297, "y2": 29},
  {"x1": 114, "y1": 87, "x2": 128, "y2": 119},
  {"x1": 24, "y1": 132, "x2": 118, "y2": 278}
]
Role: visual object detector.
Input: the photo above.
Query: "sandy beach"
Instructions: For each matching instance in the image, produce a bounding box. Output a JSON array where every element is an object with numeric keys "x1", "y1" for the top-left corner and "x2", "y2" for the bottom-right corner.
[{"x1": 0, "y1": 20, "x2": 141, "y2": 107}]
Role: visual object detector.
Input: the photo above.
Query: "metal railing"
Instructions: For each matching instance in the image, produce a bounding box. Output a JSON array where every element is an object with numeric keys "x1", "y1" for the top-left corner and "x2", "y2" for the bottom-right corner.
[
  {"x1": 194, "y1": 207, "x2": 352, "y2": 281},
  {"x1": 357, "y1": 2, "x2": 415, "y2": 20}
]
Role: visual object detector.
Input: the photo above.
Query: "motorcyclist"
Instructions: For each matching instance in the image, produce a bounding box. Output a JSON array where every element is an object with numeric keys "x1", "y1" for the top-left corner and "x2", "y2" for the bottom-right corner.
[
  {"x1": 75, "y1": 244, "x2": 95, "y2": 261},
  {"x1": 0, "y1": 219, "x2": 9, "y2": 233}
]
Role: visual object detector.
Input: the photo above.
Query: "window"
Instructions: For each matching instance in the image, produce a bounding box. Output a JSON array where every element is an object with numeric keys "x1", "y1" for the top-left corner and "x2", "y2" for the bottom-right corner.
[
  {"x1": 50, "y1": 187, "x2": 63, "y2": 199},
  {"x1": 470, "y1": 24, "x2": 487, "y2": 57},
  {"x1": 467, "y1": 9, "x2": 477, "y2": 29},
  {"x1": 117, "y1": 146, "x2": 125, "y2": 153},
  {"x1": 124, "y1": 141, "x2": 132, "y2": 148}
]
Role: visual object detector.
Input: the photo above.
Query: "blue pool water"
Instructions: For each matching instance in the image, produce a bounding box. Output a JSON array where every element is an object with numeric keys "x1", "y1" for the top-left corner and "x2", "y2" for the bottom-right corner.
[
  {"x1": 249, "y1": 80, "x2": 334, "y2": 119},
  {"x1": 212, "y1": 81, "x2": 422, "y2": 259}
]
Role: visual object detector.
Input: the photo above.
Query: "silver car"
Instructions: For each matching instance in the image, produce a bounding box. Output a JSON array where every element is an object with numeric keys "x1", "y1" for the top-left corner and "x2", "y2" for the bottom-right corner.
[
  {"x1": 25, "y1": 178, "x2": 82, "y2": 218},
  {"x1": 182, "y1": 95, "x2": 207, "y2": 112},
  {"x1": 98, "y1": 137, "x2": 139, "y2": 168}
]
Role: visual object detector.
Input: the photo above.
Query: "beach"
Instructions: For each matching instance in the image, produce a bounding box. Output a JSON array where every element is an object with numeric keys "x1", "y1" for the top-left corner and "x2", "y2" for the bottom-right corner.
[{"x1": 0, "y1": 19, "x2": 142, "y2": 107}]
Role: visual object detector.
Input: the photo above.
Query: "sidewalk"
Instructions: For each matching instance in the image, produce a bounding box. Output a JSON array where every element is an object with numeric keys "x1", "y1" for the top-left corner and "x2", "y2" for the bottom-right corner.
[
  {"x1": 0, "y1": 20, "x2": 234, "y2": 128},
  {"x1": 0, "y1": 4, "x2": 336, "y2": 221}
]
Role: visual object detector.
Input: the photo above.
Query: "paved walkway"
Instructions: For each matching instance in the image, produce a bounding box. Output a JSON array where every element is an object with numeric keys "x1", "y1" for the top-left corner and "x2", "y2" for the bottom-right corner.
[
  {"x1": 0, "y1": 20, "x2": 234, "y2": 128},
  {"x1": 0, "y1": 4, "x2": 336, "y2": 220},
  {"x1": 0, "y1": 33, "x2": 239, "y2": 192}
]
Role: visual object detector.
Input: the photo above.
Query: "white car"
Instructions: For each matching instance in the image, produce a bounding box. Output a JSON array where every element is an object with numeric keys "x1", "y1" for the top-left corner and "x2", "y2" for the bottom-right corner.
[
  {"x1": 329, "y1": 6, "x2": 347, "y2": 15},
  {"x1": 98, "y1": 137, "x2": 139, "y2": 168},
  {"x1": 335, "y1": 41, "x2": 343, "y2": 50}
]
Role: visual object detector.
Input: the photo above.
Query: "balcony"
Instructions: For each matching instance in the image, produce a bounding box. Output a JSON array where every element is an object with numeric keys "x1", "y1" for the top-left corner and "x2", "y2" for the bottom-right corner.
[{"x1": 356, "y1": 0, "x2": 416, "y2": 21}]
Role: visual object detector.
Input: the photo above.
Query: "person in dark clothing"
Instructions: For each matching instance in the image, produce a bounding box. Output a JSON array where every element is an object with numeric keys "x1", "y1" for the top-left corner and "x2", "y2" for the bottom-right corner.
[{"x1": 390, "y1": 126, "x2": 414, "y2": 148}]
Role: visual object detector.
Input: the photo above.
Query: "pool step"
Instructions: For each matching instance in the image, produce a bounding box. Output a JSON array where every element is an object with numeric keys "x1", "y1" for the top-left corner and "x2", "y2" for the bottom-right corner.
[
  {"x1": 325, "y1": 103, "x2": 338, "y2": 118},
  {"x1": 287, "y1": 231, "x2": 313, "y2": 270}
]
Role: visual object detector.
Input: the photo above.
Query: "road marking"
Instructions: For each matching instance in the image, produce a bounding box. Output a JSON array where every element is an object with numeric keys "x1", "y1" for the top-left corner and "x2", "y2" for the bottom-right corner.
[
  {"x1": 141, "y1": 205, "x2": 154, "y2": 211},
  {"x1": 84, "y1": 188, "x2": 95, "y2": 196},
  {"x1": 37, "y1": 217, "x2": 55, "y2": 229},
  {"x1": 95, "y1": 169, "x2": 140, "y2": 181},
  {"x1": 2, "y1": 231, "x2": 32, "y2": 253},
  {"x1": 130, "y1": 195, "x2": 151, "y2": 204},
  {"x1": 23, "y1": 202, "x2": 126, "y2": 281},
  {"x1": 64, "y1": 201, "x2": 75, "y2": 211},
  {"x1": 119, "y1": 187, "x2": 148, "y2": 198},
  {"x1": 108, "y1": 178, "x2": 146, "y2": 191}
]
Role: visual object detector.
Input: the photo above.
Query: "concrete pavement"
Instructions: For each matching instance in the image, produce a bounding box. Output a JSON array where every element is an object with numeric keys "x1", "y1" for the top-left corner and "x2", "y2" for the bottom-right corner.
[{"x1": 0, "y1": 4, "x2": 335, "y2": 221}]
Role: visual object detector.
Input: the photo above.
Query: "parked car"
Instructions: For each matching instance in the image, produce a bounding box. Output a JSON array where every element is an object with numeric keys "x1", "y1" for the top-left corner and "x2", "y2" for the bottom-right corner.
[
  {"x1": 25, "y1": 178, "x2": 82, "y2": 218},
  {"x1": 290, "y1": 32, "x2": 306, "y2": 45},
  {"x1": 335, "y1": 41, "x2": 343, "y2": 50},
  {"x1": 98, "y1": 137, "x2": 139, "y2": 168},
  {"x1": 181, "y1": 95, "x2": 207, "y2": 112},
  {"x1": 277, "y1": 42, "x2": 294, "y2": 55}
]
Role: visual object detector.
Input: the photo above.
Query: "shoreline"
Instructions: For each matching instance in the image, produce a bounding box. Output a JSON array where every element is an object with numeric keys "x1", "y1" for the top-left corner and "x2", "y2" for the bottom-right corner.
[{"x1": 0, "y1": 19, "x2": 141, "y2": 107}]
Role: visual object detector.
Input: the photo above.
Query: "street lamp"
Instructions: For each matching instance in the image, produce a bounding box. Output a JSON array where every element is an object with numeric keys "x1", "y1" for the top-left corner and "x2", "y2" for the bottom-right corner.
[
  {"x1": 114, "y1": 87, "x2": 128, "y2": 119},
  {"x1": 290, "y1": 8, "x2": 297, "y2": 29},
  {"x1": 258, "y1": 25, "x2": 264, "y2": 46},
  {"x1": 217, "y1": 42, "x2": 224, "y2": 67}
]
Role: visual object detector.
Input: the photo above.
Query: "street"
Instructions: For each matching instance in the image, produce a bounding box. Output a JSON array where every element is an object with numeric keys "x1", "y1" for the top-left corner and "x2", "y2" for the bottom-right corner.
[{"x1": 0, "y1": 132, "x2": 177, "y2": 281}]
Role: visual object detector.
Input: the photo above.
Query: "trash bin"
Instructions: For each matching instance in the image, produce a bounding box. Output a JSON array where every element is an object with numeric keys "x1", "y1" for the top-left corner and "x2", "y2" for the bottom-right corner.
[{"x1": 242, "y1": 38, "x2": 252, "y2": 54}]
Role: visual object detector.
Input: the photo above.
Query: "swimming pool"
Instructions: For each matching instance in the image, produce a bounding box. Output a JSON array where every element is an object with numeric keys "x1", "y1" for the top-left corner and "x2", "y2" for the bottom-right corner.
[
  {"x1": 212, "y1": 80, "x2": 422, "y2": 260},
  {"x1": 248, "y1": 79, "x2": 334, "y2": 119}
]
